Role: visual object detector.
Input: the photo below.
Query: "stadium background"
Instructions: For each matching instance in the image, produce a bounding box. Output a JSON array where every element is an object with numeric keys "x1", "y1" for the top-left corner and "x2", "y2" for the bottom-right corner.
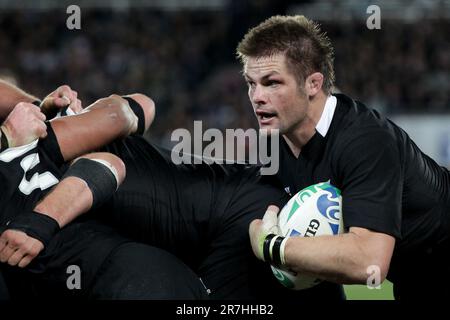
[{"x1": 1, "y1": 0, "x2": 449, "y2": 300}]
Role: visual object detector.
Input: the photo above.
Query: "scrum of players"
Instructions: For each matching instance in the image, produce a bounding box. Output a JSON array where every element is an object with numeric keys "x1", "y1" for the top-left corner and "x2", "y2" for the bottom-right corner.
[{"x1": 1, "y1": 15, "x2": 449, "y2": 301}]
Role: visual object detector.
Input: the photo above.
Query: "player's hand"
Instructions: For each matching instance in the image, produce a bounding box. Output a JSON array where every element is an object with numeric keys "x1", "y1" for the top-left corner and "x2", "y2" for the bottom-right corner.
[
  {"x1": 249, "y1": 205, "x2": 281, "y2": 261},
  {"x1": 0, "y1": 229, "x2": 44, "y2": 268},
  {"x1": 41, "y1": 85, "x2": 83, "y2": 116},
  {"x1": 1, "y1": 102, "x2": 47, "y2": 148}
]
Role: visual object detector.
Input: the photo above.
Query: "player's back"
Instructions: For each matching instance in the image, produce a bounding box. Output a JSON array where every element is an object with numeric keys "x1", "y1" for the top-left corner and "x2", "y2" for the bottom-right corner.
[{"x1": 389, "y1": 119, "x2": 450, "y2": 251}]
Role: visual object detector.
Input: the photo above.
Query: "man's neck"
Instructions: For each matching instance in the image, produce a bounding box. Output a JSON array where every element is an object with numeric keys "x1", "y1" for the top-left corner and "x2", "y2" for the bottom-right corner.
[{"x1": 283, "y1": 92, "x2": 328, "y2": 158}]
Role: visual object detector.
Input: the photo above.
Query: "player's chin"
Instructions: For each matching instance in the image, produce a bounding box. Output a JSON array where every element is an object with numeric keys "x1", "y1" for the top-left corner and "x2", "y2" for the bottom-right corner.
[{"x1": 258, "y1": 122, "x2": 281, "y2": 136}]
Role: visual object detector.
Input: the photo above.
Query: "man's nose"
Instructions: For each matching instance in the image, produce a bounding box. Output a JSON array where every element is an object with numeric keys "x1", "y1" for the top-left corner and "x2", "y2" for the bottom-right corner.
[{"x1": 251, "y1": 85, "x2": 267, "y2": 105}]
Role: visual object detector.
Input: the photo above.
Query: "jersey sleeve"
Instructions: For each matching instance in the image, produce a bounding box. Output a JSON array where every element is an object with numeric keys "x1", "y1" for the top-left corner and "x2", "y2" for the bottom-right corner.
[{"x1": 333, "y1": 129, "x2": 403, "y2": 239}]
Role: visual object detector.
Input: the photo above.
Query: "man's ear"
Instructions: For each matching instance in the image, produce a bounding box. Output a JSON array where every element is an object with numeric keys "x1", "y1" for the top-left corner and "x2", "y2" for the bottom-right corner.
[{"x1": 305, "y1": 72, "x2": 324, "y2": 96}]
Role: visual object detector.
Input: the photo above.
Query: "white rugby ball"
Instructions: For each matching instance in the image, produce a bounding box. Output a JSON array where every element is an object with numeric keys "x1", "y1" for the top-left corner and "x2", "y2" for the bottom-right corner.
[{"x1": 271, "y1": 182, "x2": 344, "y2": 290}]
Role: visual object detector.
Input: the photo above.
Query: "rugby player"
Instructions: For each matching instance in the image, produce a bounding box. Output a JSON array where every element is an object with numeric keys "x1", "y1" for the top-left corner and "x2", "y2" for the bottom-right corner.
[
  {"x1": 239, "y1": 15, "x2": 450, "y2": 300},
  {"x1": 1, "y1": 80, "x2": 344, "y2": 300}
]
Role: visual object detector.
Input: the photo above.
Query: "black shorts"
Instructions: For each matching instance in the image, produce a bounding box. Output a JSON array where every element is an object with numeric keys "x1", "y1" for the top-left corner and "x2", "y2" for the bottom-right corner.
[
  {"x1": 98, "y1": 136, "x2": 345, "y2": 300},
  {"x1": 2, "y1": 220, "x2": 129, "y2": 299},
  {"x1": 2, "y1": 219, "x2": 207, "y2": 300}
]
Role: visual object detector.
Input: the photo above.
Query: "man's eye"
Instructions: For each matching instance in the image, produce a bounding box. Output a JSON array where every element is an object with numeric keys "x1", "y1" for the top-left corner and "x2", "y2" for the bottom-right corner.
[{"x1": 266, "y1": 80, "x2": 279, "y2": 87}]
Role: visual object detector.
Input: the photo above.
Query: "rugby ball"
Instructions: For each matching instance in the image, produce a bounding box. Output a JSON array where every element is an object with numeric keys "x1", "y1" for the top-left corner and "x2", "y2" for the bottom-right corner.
[{"x1": 271, "y1": 182, "x2": 344, "y2": 290}]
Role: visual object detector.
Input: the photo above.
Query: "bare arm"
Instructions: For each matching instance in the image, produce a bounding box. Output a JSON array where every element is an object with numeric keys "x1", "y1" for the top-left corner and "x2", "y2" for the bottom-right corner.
[
  {"x1": 0, "y1": 80, "x2": 39, "y2": 119},
  {"x1": 0, "y1": 85, "x2": 154, "y2": 162},
  {"x1": 50, "y1": 93, "x2": 155, "y2": 162},
  {"x1": 249, "y1": 210, "x2": 395, "y2": 285},
  {"x1": 281, "y1": 227, "x2": 395, "y2": 284}
]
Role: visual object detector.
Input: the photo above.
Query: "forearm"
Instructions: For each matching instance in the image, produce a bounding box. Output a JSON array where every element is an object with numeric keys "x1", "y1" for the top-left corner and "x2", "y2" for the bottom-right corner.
[
  {"x1": 33, "y1": 153, "x2": 124, "y2": 227},
  {"x1": 0, "y1": 80, "x2": 39, "y2": 119},
  {"x1": 33, "y1": 176, "x2": 93, "y2": 228},
  {"x1": 283, "y1": 233, "x2": 382, "y2": 284}
]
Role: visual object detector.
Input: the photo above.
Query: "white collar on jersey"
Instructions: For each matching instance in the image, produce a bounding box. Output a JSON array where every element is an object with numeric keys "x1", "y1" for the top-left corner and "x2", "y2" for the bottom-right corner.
[{"x1": 315, "y1": 95, "x2": 337, "y2": 137}]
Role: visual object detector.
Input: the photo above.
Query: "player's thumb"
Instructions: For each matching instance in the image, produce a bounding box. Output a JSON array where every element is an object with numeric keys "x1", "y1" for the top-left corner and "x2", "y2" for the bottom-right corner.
[
  {"x1": 248, "y1": 219, "x2": 265, "y2": 260},
  {"x1": 52, "y1": 96, "x2": 71, "y2": 108},
  {"x1": 262, "y1": 205, "x2": 280, "y2": 234}
]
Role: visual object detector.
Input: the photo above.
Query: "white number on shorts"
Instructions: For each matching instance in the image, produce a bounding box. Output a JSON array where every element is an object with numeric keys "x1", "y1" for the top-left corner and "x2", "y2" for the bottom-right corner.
[{"x1": 0, "y1": 140, "x2": 59, "y2": 195}]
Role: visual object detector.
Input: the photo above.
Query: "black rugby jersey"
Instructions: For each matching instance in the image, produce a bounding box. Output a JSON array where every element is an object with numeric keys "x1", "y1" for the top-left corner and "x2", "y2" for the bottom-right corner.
[{"x1": 277, "y1": 93, "x2": 450, "y2": 254}]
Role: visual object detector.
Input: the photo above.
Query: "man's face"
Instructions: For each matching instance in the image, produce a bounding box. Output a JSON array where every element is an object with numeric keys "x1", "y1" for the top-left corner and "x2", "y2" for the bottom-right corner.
[{"x1": 244, "y1": 54, "x2": 309, "y2": 134}]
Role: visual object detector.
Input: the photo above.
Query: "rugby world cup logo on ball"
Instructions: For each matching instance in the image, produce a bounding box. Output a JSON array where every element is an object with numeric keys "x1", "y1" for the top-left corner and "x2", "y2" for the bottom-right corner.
[{"x1": 271, "y1": 182, "x2": 344, "y2": 290}]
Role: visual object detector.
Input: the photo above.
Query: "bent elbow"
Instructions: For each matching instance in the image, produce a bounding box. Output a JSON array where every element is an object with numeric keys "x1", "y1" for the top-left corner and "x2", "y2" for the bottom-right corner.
[
  {"x1": 124, "y1": 93, "x2": 155, "y2": 130},
  {"x1": 353, "y1": 260, "x2": 390, "y2": 286}
]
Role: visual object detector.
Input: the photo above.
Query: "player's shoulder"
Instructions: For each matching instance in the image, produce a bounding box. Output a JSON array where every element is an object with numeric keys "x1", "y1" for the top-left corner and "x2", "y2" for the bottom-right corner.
[
  {"x1": 331, "y1": 93, "x2": 399, "y2": 144},
  {"x1": 327, "y1": 94, "x2": 403, "y2": 165},
  {"x1": 333, "y1": 94, "x2": 388, "y2": 129}
]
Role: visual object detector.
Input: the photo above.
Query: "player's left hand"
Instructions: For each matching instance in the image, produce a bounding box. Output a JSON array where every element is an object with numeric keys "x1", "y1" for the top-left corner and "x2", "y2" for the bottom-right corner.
[
  {"x1": 0, "y1": 229, "x2": 44, "y2": 268},
  {"x1": 249, "y1": 205, "x2": 281, "y2": 261},
  {"x1": 41, "y1": 85, "x2": 83, "y2": 116}
]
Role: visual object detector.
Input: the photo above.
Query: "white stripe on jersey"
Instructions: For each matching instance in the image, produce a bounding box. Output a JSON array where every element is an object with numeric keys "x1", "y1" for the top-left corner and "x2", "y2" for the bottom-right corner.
[{"x1": 0, "y1": 139, "x2": 39, "y2": 163}]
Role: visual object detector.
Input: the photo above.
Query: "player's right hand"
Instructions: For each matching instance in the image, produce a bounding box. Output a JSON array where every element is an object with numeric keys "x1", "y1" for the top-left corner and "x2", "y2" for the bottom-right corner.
[
  {"x1": 41, "y1": 85, "x2": 83, "y2": 116},
  {"x1": 0, "y1": 102, "x2": 47, "y2": 148},
  {"x1": 0, "y1": 229, "x2": 44, "y2": 268},
  {"x1": 249, "y1": 205, "x2": 281, "y2": 261}
]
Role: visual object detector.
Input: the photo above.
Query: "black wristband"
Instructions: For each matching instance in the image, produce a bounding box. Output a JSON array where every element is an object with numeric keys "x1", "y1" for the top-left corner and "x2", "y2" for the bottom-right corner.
[
  {"x1": 0, "y1": 127, "x2": 9, "y2": 151},
  {"x1": 6, "y1": 211, "x2": 60, "y2": 247},
  {"x1": 272, "y1": 235, "x2": 286, "y2": 267},
  {"x1": 32, "y1": 100, "x2": 42, "y2": 107},
  {"x1": 62, "y1": 158, "x2": 117, "y2": 208},
  {"x1": 263, "y1": 233, "x2": 277, "y2": 262},
  {"x1": 122, "y1": 96, "x2": 145, "y2": 135}
]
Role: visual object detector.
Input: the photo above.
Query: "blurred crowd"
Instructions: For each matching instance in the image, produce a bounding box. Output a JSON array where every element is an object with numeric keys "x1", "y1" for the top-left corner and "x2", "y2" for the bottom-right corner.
[{"x1": 0, "y1": 5, "x2": 449, "y2": 146}]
